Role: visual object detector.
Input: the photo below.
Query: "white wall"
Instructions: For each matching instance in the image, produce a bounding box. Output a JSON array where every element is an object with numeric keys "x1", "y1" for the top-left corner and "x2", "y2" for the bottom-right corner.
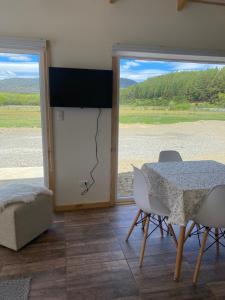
[
  {"x1": 53, "y1": 108, "x2": 111, "y2": 205},
  {"x1": 1, "y1": 0, "x2": 225, "y2": 206}
]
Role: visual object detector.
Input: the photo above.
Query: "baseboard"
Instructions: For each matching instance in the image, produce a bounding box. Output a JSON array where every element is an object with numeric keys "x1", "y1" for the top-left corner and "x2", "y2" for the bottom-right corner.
[
  {"x1": 116, "y1": 199, "x2": 135, "y2": 205},
  {"x1": 54, "y1": 201, "x2": 113, "y2": 212},
  {"x1": 116, "y1": 196, "x2": 135, "y2": 205}
]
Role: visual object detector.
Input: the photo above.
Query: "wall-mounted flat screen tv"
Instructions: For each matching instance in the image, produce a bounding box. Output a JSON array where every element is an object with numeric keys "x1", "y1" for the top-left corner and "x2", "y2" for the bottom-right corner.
[{"x1": 49, "y1": 67, "x2": 113, "y2": 108}]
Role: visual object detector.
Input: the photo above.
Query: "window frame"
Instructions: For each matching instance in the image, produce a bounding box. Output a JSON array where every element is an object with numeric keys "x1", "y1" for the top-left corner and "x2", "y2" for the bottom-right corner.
[{"x1": 111, "y1": 44, "x2": 225, "y2": 204}]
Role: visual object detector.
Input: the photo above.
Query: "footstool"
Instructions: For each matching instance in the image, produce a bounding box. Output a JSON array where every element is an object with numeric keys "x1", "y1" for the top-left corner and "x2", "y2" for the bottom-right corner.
[{"x1": 0, "y1": 194, "x2": 53, "y2": 251}]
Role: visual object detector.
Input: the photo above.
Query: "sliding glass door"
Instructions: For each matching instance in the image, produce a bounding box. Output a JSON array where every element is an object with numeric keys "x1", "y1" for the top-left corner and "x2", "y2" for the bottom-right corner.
[
  {"x1": 0, "y1": 51, "x2": 45, "y2": 186},
  {"x1": 117, "y1": 57, "x2": 225, "y2": 201}
]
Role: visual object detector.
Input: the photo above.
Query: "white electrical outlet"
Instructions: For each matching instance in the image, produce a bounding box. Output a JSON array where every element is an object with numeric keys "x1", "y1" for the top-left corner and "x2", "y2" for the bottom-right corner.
[{"x1": 56, "y1": 110, "x2": 64, "y2": 121}]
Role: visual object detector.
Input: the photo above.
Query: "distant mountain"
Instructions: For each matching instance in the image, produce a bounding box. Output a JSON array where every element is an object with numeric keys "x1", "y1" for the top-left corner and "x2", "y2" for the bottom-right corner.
[
  {"x1": 0, "y1": 77, "x2": 137, "y2": 93},
  {"x1": 0, "y1": 78, "x2": 39, "y2": 93},
  {"x1": 120, "y1": 78, "x2": 137, "y2": 89}
]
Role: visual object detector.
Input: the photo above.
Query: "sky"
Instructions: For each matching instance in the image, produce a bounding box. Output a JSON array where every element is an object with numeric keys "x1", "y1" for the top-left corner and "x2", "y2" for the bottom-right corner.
[
  {"x1": 120, "y1": 58, "x2": 225, "y2": 82},
  {"x1": 0, "y1": 53, "x2": 224, "y2": 82},
  {"x1": 0, "y1": 53, "x2": 39, "y2": 80}
]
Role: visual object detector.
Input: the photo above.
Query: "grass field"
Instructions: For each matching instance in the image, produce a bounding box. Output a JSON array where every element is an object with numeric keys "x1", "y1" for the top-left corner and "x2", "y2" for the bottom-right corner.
[
  {"x1": 0, "y1": 92, "x2": 40, "y2": 106},
  {"x1": 119, "y1": 105, "x2": 225, "y2": 125},
  {"x1": 1, "y1": 103, "x2": 225, "y2": 128},
  {"x1": 0, "y1": 106, "x2": 41, "y2": 128}
]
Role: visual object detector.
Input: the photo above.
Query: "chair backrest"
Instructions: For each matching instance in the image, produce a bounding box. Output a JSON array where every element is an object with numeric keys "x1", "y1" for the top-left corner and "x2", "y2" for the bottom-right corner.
[
  {"x1": 133, "y1": 166, "x2": 152, "y2": 213},
  {"x1": 194, "y1": 185, "x2": 225, "y2": 228},
  {"x1": 158, "y1": 150, "x2": 183, "y2": 162},
  {"x1": 132, "y1": 166, "x2": 170, "y2": 216}
]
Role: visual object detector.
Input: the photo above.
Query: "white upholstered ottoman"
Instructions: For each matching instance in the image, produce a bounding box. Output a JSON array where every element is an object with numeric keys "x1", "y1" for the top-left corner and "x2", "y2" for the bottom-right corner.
[{"x1": 0, "y1": 188, "x2": 53, "y2": 251}]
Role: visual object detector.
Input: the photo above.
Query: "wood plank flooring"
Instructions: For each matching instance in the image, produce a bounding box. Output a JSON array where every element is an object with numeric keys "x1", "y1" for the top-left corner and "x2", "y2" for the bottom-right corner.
[{"x1": 0, "y1": 205, "x2": 225, "y2": 299}]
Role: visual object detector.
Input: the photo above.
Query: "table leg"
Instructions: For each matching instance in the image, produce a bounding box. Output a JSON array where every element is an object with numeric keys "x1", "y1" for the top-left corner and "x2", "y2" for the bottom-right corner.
[{"x1": 174, "y1": 225, "x2": 186, "y2": 281}]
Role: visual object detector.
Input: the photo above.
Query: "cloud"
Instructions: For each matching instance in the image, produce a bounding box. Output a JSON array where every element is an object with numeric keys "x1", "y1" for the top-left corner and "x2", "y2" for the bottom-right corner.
[
  {"x1": 120, "y1": 59, "x2": 225, "y2": 83},
  {"x1": 121, "y1": 60, "x2": 140, "y2": 71},
  {"x1": 134, "y1": 60, "x2": 150, "y2": 64},
  {"x1": 171, "y1": 62, "x2": 225, "y2": 72},
  {"x1": 0, "y1": 62, "x2": 39, "y2": 80},
  {"x1": 121, "y1": 69, "x2": 169, "y2": 82},
  {"x1": 0, "y1": 70, "x2": 17, "y2": 80},
  {"x1": 134, "y1": 60, "x2": 165, "y2": 64},
  {"x1": 0, "y1": 53, "x2": 33, "y2": 62}
]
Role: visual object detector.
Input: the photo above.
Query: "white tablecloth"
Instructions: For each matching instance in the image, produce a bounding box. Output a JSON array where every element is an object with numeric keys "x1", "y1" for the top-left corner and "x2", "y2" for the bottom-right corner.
[{"x1": 142, "y1": 160, "x2": 225, "y2": 225}]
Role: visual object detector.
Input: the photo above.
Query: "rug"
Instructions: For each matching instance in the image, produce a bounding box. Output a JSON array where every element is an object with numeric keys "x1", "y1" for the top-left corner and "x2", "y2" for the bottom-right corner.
[{"x1": 0, "y1": 278, "x2": 31, "y2": 300}]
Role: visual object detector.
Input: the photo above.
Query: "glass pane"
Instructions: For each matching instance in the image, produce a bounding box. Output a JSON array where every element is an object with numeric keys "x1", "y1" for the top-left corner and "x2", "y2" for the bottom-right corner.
[
  {"x1": 0, "y1": 52, "x2": 44, "y2": 186},
  {"x1": 118, "y1": 59, "x2": 225, "y2": 198}
]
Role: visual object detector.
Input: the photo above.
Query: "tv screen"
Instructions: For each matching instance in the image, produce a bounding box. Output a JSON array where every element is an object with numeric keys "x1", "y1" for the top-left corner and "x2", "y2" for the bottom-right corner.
[{"x1": 49, "y1": 67, "x2": 113, "y2": 108}]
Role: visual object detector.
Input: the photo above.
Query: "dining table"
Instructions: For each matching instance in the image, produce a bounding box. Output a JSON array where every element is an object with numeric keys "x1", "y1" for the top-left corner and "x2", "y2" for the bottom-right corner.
[{"x1": 141, "y1": 160, "x2": 225, "y2": 281}]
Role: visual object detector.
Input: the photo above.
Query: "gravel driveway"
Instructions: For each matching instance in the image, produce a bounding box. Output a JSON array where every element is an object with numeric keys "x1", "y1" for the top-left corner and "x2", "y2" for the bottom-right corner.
[
  {"x1": 0, "y1": 128, "x2": 43, "y2": 186},
  {"x1": 118, "y1": 120, "x2": 225, "y2": 196},
  {"x1": 1, "y1": 121, "x2": 225, "y2": 194},
  {"x1": 0, "y1": 128, "x2": 43, "y2": 168}
]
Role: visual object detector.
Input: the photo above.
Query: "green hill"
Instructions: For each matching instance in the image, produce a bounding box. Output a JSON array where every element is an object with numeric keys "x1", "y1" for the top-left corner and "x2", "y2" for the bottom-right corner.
[
  {"x1": 120, "y1": 78, "x2": 137, "y2": 88},
  {"x1": 120, "y1": 67, "x2": 225, "y2": 107}
]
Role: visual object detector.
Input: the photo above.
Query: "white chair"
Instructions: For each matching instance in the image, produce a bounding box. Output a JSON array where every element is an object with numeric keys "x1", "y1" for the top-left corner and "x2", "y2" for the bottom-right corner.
[
  {"x1": 192, "y1": 185, "x2": 225, "y2": 284},
  {"x1": 158, "y1": 150, "x2": 183, "y2": 162},
  {"x1": 158, "y1": 150, "x2": 183, "y2": 239},
  {"x1": 126, "y1": 166, "x2": 177, "y2": 267}
]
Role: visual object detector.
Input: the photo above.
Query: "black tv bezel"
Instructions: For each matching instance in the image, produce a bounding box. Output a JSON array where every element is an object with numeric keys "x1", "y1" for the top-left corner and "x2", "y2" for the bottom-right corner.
[{"x1": 49, "y1": 67, "x2": 113, "y2": 109}]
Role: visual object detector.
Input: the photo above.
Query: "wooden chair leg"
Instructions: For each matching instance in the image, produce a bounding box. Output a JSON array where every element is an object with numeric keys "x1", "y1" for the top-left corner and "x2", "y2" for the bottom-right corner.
[
  {"x1": 142, "y1": 213, "x2": 147, "y2": 231},
  {"x1": 184, "y1": 222, "x2": 196, "y2": 242},
  {"x1": 196, "y1": 224, "x2": 202, "y2": 247},
  {"x1": 126, "y1": 209, "x2": 142, "y2": 241},
  {"x1": 174, "y1": 226, "x2": 186, "y2": 281},
  {"x1": 168, "y1": 224, "x2": 178, "y2": 247},
  {"x1": 193, "y1": 228, "x2": 210, "y2": 285},
  {"x1": 139, "y1": 215, "x2": 150, "y2": 267},
  {"x1": 215, "y1": 228, "x2": 219, "y2": 255},
  {"x1": 158, "y1": 216, "x2": 164, "y2": 237}
]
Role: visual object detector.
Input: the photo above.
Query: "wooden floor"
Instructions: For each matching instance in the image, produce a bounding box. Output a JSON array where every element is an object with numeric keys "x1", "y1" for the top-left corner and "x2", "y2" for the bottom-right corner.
[{"x1": 0, "y1": 205, "x2": 225, "y2": 299}]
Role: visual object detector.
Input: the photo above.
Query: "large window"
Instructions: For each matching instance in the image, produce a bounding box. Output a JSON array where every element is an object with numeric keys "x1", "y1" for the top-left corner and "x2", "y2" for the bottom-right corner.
[
  {"x1": 0, "y1": 52, "x2": 44, "y2": 186},
  {"x1": 0, "y1": 38, "x2": 52, "y2": 189},
  {"x1": 117, "y1": 58, "x2": 225, "y2": 199}
]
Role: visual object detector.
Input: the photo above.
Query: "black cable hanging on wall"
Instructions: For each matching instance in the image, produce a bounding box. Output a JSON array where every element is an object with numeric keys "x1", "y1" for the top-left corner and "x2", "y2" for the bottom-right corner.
[{"x1": 81, "y1": 108, "x2": 102, "y2": 195}]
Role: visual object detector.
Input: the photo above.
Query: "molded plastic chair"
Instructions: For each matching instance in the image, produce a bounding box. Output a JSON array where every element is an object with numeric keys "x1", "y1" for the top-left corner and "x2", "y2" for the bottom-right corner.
[
  {"x1": 126, "y1": 166, "x2": 177, "y2": 267},
  {"x1": 158, "y1": 150, "x2": 183, "y2": 162},
  {"x1": 192, "y1": 185, "x2": 225, "y2": 284}
]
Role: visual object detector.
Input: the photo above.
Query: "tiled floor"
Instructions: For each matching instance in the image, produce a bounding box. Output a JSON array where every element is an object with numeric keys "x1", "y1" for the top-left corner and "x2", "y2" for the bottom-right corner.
[{"x1": 0, "y1": 205, "x2": 225, "y2": 299}]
